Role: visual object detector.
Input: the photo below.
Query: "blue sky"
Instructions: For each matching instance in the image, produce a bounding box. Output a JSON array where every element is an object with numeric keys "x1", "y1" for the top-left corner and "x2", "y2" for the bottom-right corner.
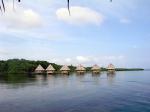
[{"x1": 0, "y1": 0, "x2": 150, "y2": 68}]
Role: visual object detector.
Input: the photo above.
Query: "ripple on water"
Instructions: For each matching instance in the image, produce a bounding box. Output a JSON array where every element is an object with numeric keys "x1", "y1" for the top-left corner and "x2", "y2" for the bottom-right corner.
[{"x1": 0, "y1": 71, "x2": 150, "y2": 112}]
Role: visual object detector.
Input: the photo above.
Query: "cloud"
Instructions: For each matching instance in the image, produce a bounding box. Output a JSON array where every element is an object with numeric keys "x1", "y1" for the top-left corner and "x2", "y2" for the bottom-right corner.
[
  {"x1": 56, "y1": 6, "x2": 104, "y2": 25},
  {"x1": 50, "y1": 55, "x2": 125, "y2": 67},
  {"x1": 76, "y1": 56, "x2": 91, "y2": 63},
  {"x1": 0, "y1": 3, "x2": 42, "y2": 29},
  {"x1": 65, "y1": 58, "x2": 72, "y2": 63},
  {"x1": 75, "y1": 55, "x2": 125, "y2": 65}
]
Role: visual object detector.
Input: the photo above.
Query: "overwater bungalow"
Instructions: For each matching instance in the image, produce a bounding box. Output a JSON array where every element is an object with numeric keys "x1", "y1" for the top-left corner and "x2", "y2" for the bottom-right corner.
[
  {"x1": 35, "y1": 64, "x2": 45, "y2": 74},
  {"x1": 107, "y1": 64, "x2": 115, "y2": 73},
  {"x1": 76, "y1": 64, "x2": 86, "y2": 74},
  {"x1": 46, "y1": 64, "x2": 55, "y2": 74},
  {"x1": 91, "y1": 64, "x2": 101, "y2": 74},
  {"x1": 60, "y1": 65, "x2": 70, "y2": 74}
]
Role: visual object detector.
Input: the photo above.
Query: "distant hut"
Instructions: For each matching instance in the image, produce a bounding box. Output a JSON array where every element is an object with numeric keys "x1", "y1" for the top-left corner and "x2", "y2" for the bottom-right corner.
[
  {"x1": 46, "y1": 64, "x2": 55, "y2": 74},
  {"x1": 60, "y1": 65, "x2": 70, "y2": 74},
  {"x1": 76, "y1": 64, "x2": 86, "y2": 74},
  {"x1": 35, "y1": 64, "x2": 45, "y2": 74},
  {"x1": 91, "y1": 64, "x2": 101, "y2": 74},
  {"x1": 107, "y1": 64, "x2": 115, "y2": 72}
]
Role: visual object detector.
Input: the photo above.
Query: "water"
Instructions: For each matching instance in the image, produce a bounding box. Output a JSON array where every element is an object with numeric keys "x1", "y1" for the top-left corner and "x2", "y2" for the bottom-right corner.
[{"x1": 0, "y1": 71, "x2": 150, "y2": 112}]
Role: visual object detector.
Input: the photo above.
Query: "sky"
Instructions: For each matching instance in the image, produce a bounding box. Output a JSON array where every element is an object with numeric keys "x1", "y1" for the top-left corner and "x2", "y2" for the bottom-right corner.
[{"x1": 0, "y1": 0, "x2": 150, "y2": 68}]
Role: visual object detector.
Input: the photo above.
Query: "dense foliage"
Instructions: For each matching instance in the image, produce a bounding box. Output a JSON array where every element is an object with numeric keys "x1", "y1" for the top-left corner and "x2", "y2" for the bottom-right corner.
[{"x1": 0, "y1": 59, "x2": 62, "y2": 74}]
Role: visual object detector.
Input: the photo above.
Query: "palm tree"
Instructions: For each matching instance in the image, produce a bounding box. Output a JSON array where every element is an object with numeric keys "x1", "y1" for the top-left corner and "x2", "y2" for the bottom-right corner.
[
  {"x1": 67, "y1": 0, "x2": 112, "y2": 15},
  {"x1": 0, "y1": 0, "x2": 21, "y2": 12},
  {"x1": 0, "y1": 0, "x2": 112, "y2": 13},
  {"x1": 67, "y1": 0, "x2": 70, "y2": 15}
]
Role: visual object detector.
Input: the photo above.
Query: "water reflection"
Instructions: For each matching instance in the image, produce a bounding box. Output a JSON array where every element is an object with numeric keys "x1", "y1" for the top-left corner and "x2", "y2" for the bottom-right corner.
[
  {"x1": 0, "y1": 72, "x2": 118, "y2": 87},
  {"x1": 76, "y1": 73, "x2": 86, "y2": 83},
  {"x1": 92, "y1": 73, "x2": 101, "y2": 85},
  {"x1": 35, "y1": 75, "x2": 49, "y2": 86},
  {"x1": 107, "y1": 72, "x2": 116, "y2": 85},
  {"x1": 0, "y1": 71, "x2": 150, "y2": 112},
  {"x1": 58, "y1": 74, "x2": 69, "y2": 87},
  {"x1": 0, "y1": 73, "x2": 35, "y2": 84},
  {"x1": 0, "y1": 73, "x2": 37, "y2": 89},
  {"x1": 92, "y1": 73, "x2": 101, "y2": 77},
  {"x1": 76, "y1": 73, "x2": 85, "y2": 78}
]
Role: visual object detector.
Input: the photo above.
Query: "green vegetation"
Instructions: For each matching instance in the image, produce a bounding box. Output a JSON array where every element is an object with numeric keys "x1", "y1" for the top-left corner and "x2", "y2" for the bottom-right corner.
[
  {"x1": 0, "y1": 59, "x2": 61, "y2": 74},
  {"x1": 115, "y1": 68, "x2": 144, "y2": 71},
  {"x1": 0, "y1": 59, "x2": 144, "y2": 74}
]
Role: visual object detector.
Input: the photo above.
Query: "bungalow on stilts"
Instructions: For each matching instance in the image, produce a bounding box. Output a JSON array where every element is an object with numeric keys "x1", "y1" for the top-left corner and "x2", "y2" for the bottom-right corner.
[
  {"x1": 35, "y1": 64, "x2": 45, "y2": 74},
  {"x1": 60, "y1": 65, "x2": 70, "y2": 74},
  {"x1": 46, "y1": 64, "x2": 55, "y2": 74},
  {"x1": 107, "y1": 64, "x2": 115, "y2": 73},
  {"x1": 76, "y1": 64, "x2": 86, "y2": 74},
  {"x1": 91, "y1": 64, "x2": 101, "y2": 74}
]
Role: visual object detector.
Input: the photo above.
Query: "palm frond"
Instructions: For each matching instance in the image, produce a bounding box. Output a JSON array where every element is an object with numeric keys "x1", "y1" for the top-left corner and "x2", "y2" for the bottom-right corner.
[
  {"x1": 1, "y1": 0, "x2": 5, "y2": 12},
  {"x1": 67, "y1": 0, "x2": 70, "y2": 15},
  {"x1": 0, "y1": 0, "x2": 21, "y2": 12},
  {"x1": 0, "y1": 6, "x2": 2, "y2": 12},
  {"x1": 0, "y1": 0, "x2": 112, "y2": 13}
]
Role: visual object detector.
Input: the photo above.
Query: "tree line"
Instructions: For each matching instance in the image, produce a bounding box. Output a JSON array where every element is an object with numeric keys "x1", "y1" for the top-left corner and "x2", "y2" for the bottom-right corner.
[
  {"x1": 0, "y1": 59, "x2": 64, "y2": 74},
  {"x1": 0, "y1": 59, "x2": 144, "y2": 74}
]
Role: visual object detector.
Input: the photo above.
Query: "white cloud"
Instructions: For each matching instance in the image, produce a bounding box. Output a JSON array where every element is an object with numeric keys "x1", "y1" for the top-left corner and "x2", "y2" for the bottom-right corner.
[
  {"x1": 76, "y1": 56, "x2": 91, "y2": 63},
  {"x1": 49, "y1": 55, "x2": 125, "y2": 67},
  {"x1": 75, "y1": 55, "x2": 125, "y2": 65},
  {"x1": 56, "y1": 6, "x2": 104, "y2": 25},
  {"x1": 0, "y1": 3, "x2": 42, "y2": 29},
  {"x1": 65, "y1": 58, "x2": 72, "y2": 63}
]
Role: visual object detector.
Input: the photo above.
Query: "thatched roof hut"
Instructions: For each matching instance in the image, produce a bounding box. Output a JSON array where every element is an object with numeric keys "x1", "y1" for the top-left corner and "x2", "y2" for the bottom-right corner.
[
  {"x1": 107, "y1": 64, "x2": 115, "y2": 70},
  {"x1": 35, "y1": 64, "x2": 45, "y2": 73},
  {"x1": 60, "y1": 65, "x2": 70, "y2": 74},
  {"x1": 46, "y1": 64, "x2": 55, "y2": 74},
  {"x1": 91, "y1": 64, "x2": 100, "y2": 70},
  {"x1": 91, "y1": 64, "x2": 101, "y2": 73},
  {"x1": 76, "y1": 64, "x2": 86, "y2": 74}
]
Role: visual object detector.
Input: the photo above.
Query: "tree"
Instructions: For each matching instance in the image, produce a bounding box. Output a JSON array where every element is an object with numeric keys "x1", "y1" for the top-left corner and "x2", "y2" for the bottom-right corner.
[
  {"x1": 1, "y1": 0, "x2": 112, "y2": 13},
  {"x1": 0, "y1": 0, "x2": 21, "y2": 12},
  {"x1": 67, "y1": 0, "x2": 112, "y2": 15}
]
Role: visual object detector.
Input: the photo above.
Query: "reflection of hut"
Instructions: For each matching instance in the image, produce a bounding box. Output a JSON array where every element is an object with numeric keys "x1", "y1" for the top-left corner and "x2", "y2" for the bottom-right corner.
[
  {"x1": 35, "y1": 65, "x2": 45, "y2": 74},
  {"x1": 91, "y1": 64, "x2": 101, "y2": 74},
  {"x1": 76, "y1": 64, "x2": 86, "y2": 74},
  {"x1": 46, "y1": 64, "x2": 55, "y2": 74},
  {"x1": 107, "y1": 72, "x2": 116, "y2": 85},
  {"x1": 107, "y1": 64, "x2": 115, "y2": 73},
  {"x1": 60, "y1": 65, "x2": 70, "y2": 74}
]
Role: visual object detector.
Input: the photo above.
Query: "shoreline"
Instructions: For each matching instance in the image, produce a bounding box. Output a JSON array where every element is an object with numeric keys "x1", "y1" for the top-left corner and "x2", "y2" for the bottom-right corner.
[
  {"x1": 0, "y1": 59, "x2": 144, "y2": 74},
  {"x1": 0, "y1": 69, "x2": 145, "y2": 75}
]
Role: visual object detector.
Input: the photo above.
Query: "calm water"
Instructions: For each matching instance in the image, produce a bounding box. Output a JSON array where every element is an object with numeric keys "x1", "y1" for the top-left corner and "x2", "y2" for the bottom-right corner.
[{"x1": 0, "y1": 71, "x2": 150, "y2": 112}]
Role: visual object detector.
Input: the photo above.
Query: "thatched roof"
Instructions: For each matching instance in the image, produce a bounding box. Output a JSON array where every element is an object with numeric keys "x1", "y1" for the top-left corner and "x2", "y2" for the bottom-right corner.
[
  {"x1": 46, "y1": 64, "x2": 55, "y2": 71},
  {"x1": 76, "y1": 64, "x2": 86, "y2": 71},
  {"x1": 107, "y1": 64, "x2": 115, "y2": 70},
  {"x1": 35, "y1": 64, "x2": 45, "y2": 71},
  {"x1": 60, "y1": 65, "x2": 70, "y2": 71},
  {"x1": 91, "y1": 64, "x2": 100, "y2": 70}
]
